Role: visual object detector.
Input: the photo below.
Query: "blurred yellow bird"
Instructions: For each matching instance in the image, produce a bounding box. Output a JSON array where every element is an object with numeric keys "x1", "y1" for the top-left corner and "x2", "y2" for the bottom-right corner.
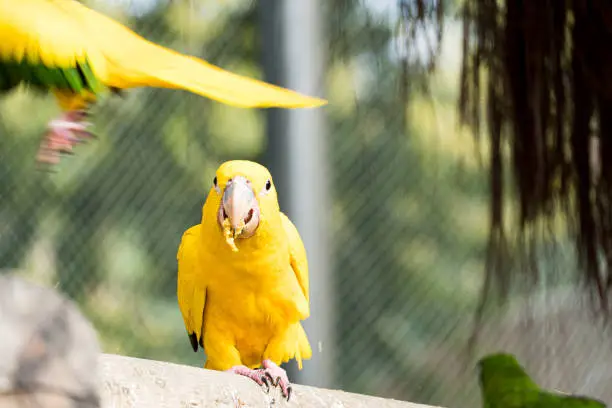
[
  {"x1": 177, "y1": 160, "x2": 312, "y2": 400},
  {"x1": 0, "y1": 0, "x2": 327, "y2": 165}
]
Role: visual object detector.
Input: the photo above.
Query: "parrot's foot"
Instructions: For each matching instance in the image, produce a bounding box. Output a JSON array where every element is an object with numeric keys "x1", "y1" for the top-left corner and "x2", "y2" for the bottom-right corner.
[
  {"x1": 226, "y1": 365, "x2": 272, "y2": 390},
  {"x1": 36, "y1": 110, "x2": 95, "y2": 166},
  {"x1": 261, "y1": 359, "x2": 292, "y2": 401},
  {"x1": 226, "y1": 360, "x2": 292, "y2": 401}
]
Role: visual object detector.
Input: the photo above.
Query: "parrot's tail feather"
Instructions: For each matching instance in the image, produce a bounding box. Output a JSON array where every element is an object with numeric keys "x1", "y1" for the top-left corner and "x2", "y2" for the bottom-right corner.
[
  {"x1": 58, "y1": 0, "x2": 327, "y2": 108},
  {"x1": 295, "y1": 323, "x2": 312, "y2": 370},
  {"x1": 110, "y1": 51, "x2": 327, "y2": 109}
]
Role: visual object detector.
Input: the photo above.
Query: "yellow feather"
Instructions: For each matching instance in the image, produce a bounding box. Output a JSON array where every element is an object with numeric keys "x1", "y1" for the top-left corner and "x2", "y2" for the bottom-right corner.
[
  {"x1": 177, "y1": 160, "x2": 312, "y2": 371},
  {"x1": 177, "y1": 225, "x2": 206, "y2": 342},
  {"x1": 1, "y1": 0, "x2": 325, "y2": 118},
  {"x1": 281, "y1": 212, "x2": 310, "y2": 302},
  {"x1": 0, "y1": 0, "x2": 105, "y2": 71},
  {"x1": 52, "y1": 89, "x2": 95, "y2": 111},
  {"x1": 49, "y1": 0, "x2": 327, "y2": 109}
]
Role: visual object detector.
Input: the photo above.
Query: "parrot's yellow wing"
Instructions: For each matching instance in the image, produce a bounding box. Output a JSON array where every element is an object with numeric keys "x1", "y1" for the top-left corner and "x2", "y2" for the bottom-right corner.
[
  {"x1": 53, "y1": 0, "x2": 328, "y2": 109},
  {"x1": 0, "y1": 0, "x2": 106, "y2": 93},
  {"x1": 280, "y1": 213, "x2": 309, "y2": 303},
  {"x1": 280, "y1": 213, "x2": 312, "y2": 369},
  {"x1": 177, "y1": 225, "x2": 207, "y2": 352}
]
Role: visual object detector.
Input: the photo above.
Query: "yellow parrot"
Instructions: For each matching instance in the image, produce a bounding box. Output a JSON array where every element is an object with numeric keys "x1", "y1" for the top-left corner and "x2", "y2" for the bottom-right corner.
[
  {"x1": 0, "y1": 0, "x2": 327, "y2": 165},
  {"x1": 177, "y1": 160, "x2": 312, "y2": 400}
]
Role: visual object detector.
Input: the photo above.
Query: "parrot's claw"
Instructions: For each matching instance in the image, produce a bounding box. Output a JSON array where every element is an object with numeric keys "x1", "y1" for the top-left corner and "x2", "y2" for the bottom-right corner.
[
  {"x1": 226, "y1": 361, "x2": 292, "y2": 401},
  {"x1": 260, "y1": 372, "x2": 271, "y2": 392},
  {"x1": 36, "y1": 111, "x2": 96, "y2": 167},
  {"x1": 226, "y1": 365, "x2": 270, "y2": 393},
  {"x1": 261, "y1": 359, "x2": 292, "y2": 401}
]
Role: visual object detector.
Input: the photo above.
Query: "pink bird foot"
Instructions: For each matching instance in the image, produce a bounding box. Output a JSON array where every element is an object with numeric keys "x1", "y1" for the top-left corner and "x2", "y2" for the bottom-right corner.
[
  {"x1": 226, "y1": 360, "x2": 293, "y2": 401},
  {"x1": 225, "y1": 365, "x2": 274, "y2": 398},
  {"x1": 36, "y1": 110, "x2": 95, "y2": 167},
  {"x1": 262, "y1": 359, "x2": 292, "y2": 401}
]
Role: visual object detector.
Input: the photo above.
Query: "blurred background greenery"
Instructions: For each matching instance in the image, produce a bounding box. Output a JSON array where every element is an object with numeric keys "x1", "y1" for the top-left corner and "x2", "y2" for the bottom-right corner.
[{"x1": 3, "y1": 1, "x2": 612, "y2": 407}]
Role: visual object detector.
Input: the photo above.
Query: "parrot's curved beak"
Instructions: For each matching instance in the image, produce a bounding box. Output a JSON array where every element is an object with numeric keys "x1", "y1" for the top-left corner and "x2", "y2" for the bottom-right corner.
[{"x1": 217, "y1": 176, "x2": 260, "y2": 241}]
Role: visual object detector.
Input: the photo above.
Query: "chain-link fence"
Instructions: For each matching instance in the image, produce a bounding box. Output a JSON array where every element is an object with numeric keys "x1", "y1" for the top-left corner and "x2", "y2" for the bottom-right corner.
[{"x1": 2, "y1": 1, "x2": 612, "y2": 408}]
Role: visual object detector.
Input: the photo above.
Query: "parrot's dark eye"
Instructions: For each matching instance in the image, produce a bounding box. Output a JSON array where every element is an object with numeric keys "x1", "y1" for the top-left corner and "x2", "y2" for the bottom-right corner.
[
  {"x1": 265, "y1": 180, "x2": 272, "y2": 191},
  {"x1": 213, "y1": 176, "x2": 217, "y2": 187}
]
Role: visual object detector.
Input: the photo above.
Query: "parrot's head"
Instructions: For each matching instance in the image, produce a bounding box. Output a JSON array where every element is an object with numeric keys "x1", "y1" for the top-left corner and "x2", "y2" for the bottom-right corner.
[
  {"x1": 208, "y1": 160, "x2": 280, "y2": 251},
  {"x1": 477, "y1": 352, "x2": 521, "y2": 371},
  {"x1": 477, "y1": 352, "x2": 532, "y2": 391}
]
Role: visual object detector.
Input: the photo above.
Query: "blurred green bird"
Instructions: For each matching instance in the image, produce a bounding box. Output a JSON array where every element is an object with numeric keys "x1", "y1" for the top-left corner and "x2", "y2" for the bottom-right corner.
[{"x1": 477, "y1": 352, "x2": 607, "y2": 408}]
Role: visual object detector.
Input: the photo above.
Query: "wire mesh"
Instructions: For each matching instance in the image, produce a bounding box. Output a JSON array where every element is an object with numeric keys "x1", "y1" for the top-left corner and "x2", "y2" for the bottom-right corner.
[{"x1": 2, "y1": 1, "x2": 612, "y2": 408}]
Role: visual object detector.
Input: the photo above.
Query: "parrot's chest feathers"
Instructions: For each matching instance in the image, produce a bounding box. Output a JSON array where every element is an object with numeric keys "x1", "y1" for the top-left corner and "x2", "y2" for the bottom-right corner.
[
  {"x1": 197, "y1": 223, "x2": 306, "y2": 347},
  {"x1": 207, "y1": 284, "x2": 294, "y2": 336},
  {"x1": 205, "y1": 259, "x2": 303, "y2": 330}
]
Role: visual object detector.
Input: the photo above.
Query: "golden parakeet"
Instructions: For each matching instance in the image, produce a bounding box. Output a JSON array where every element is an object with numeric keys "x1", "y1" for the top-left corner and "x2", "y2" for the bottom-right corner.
[
  {"x1": 478, "y1": 352, "x2": 607, "y2": 408},
  {"x1": 177, "y1": 160, "x2": 311, "y2": 401},
  {"x1": 0, "y1": 0, "x2": 327, "y2": 165}
]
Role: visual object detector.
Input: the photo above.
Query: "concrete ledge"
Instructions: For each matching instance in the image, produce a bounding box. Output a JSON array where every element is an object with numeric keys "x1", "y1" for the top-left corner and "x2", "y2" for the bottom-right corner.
[{"x1": 99, "y1": 354, "x2": 437, "y2": 408}]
